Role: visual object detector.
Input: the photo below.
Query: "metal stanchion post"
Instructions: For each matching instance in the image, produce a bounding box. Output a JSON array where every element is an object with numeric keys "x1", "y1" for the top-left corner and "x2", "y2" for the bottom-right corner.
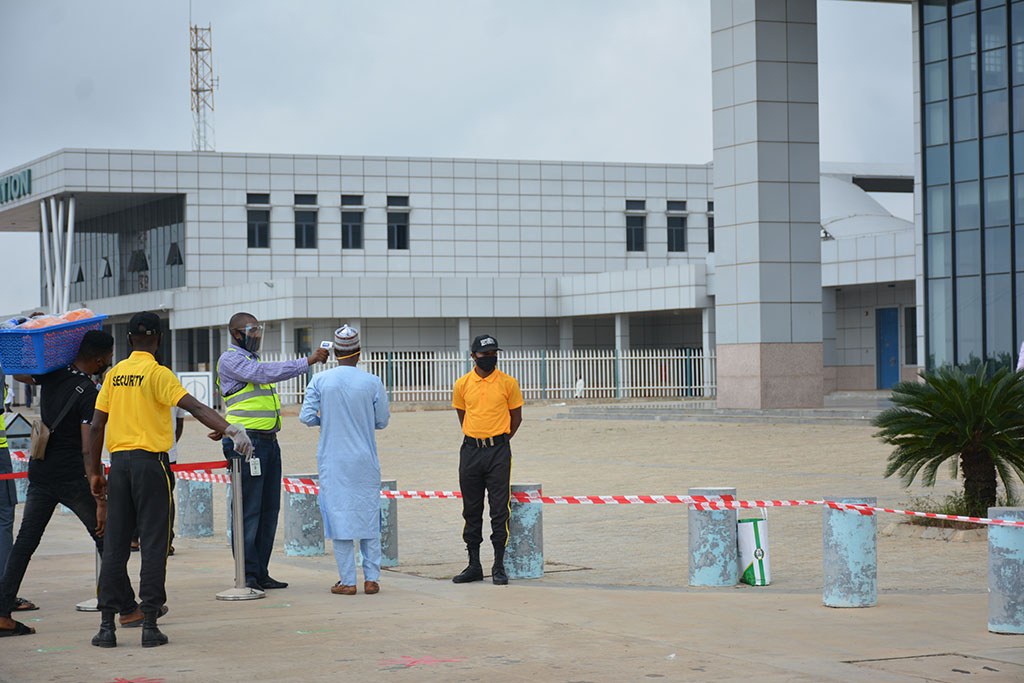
[
  {"x1": 75, "y1": 549, "x2": 101, "y2": 612},
  {"x1": 216, "y1": 457, "x2": 264, "y2": 601}
]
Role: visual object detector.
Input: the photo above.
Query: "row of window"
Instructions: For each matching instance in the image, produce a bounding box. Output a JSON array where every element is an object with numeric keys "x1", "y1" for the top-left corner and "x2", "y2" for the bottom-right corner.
[{"x1": 245, "y1": 194, "x2": 716, "y2": 253}]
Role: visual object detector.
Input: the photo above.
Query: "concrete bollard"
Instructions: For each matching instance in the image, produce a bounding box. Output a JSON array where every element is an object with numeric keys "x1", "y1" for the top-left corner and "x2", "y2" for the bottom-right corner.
[
  {"x1": 11, "y1": 455, "x2": 27, "y2": 503},
  {"x1": 506, "y1": 483, "x2": 543, "y2": 579},
  {"x1": 823, "y1": 496, "x2": 877, "y2": 608},
  {"x1": 988, "y1": 507, "x2": 1024, "y2": 634},
  {"x1": 178, "y1": 479, "x2": 214, "y2": 538},
  {"x1": 284, "y1": 473, "x2": 324, "y2": 556},
  {"x1": 380, "y1": 479, "x2": 398, "y2": 567},
  {"x1": 688, "y1": 487, "x2": 738, "y2": 586}
]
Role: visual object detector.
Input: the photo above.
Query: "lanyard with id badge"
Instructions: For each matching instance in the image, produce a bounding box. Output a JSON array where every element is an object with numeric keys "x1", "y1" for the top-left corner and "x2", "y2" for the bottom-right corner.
[{"x1": 249, "y1": 455, "x2": 262, "y2": 477}]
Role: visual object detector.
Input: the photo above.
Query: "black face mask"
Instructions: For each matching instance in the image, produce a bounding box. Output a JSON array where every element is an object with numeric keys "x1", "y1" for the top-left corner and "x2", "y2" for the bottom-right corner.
[{"x1": 475, "y1": 355, "x2": 498, "y2": 372}]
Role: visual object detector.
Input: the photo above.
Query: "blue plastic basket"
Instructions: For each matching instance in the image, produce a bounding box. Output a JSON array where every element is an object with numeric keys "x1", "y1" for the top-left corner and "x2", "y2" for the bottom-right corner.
[{"x1": 0, "y1": 315, "x2": 108, "y2": 375}]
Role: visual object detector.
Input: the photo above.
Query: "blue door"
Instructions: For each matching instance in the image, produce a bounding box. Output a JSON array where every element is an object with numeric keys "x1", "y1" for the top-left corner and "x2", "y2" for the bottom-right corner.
[{"x1": 876, "y1": 308, "x2": 900, "y2": 389}]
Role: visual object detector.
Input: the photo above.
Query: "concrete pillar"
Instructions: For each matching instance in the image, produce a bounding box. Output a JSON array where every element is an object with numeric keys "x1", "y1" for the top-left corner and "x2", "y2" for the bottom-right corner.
[
  {"x1": 615, "y1": 314, "x2": 629, "y2": 399},
  {"x1": 821, "y1": 288, "x2": 837, "y2": 394},
  {"x1": 711, "y1": 0, "x2": 823, "y2": 408},
  {"x1": 559, "y1": 318, "x2": 574, "y2": 351},
  {"x1": 458, "y1": 317, "x2": 470, "y2": 353},
  {"x1": 701, "y1": 306, "x2": 717, "y2": 398},
  {"x1": 380, "y1": 479, "x2": 398, "y2": 567},
  {"x1": 169, "y1": 328, "x2": 179, "y2": 372},
  {"x1": 280, "y1": 319, "x2": 296, "y2": 357},
  {"x1": 688, "y1": 487, "x2": 738, "y2": 586},
  {"x1": 988, "y1": 507, "x2": 1024, "y2": 634},
  {"x1": 283, "y1": 473, "x2": 324, "y2": 556},
  {"x1": 506, "y1": 483, "x2": 543, "y2": 579},
  {"x1": 177, "y1": 479, "x2": 214, "y2": 538},
  {"x1": 822, "y1": 497, "x2": 877, "y2": 608}
]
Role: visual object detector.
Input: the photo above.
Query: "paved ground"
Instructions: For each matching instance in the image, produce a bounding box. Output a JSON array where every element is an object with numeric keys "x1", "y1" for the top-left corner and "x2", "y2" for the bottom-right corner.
[{"x1": 0, "y1": 400, "x2": 1021, "y2": 682}]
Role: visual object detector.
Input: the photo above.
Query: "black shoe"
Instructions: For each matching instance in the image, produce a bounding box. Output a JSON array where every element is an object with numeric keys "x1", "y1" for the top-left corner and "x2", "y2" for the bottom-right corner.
[
  {"x1": 452, "y1": 545, "x2": 484, "y2": 584},
  {"x1": 91, "y1": 614, "x2": 116, "y2": 648},
  {"x1": 259, "y1": 577, "x2": 288, "y2": 589},
  {"x1": 492, "y1": 544, "x2": 509, "y2": 585},
  {"x1": 245, "y1": 577, "x2": 262, "y2": 590},
  {"x1": 141, "y1": 625, "x2": 168, "y2": 648}
]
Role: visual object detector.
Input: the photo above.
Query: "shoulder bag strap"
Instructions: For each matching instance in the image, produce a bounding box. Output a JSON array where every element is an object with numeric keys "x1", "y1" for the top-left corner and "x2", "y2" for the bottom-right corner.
[{"x1": 46, "y1": 379, "x2": 93, "y2": 431}]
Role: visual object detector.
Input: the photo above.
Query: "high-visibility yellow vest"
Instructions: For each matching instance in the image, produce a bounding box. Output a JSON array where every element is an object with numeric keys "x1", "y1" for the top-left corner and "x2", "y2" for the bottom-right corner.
[{"x1": 217, "y1": 347, "x2": 282, "y2": 431}]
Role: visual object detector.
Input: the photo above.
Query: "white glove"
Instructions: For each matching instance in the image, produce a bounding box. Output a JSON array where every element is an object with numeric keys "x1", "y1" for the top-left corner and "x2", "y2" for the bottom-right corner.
[{"x1": 224, "y1": 424, "x2": 254, "y2": 460}]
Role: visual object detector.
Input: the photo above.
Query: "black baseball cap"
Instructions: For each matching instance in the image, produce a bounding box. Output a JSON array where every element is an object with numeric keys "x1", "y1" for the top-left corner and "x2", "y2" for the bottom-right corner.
[
  {"x1": 128, "y1": 311, "x2": 161, "y2": 336},
  {"x1": 471, "y1": 334, "x2": 501, "y2": 353}
]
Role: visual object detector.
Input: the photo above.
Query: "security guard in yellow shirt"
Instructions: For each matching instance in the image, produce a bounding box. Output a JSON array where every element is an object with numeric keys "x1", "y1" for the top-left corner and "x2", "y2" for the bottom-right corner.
[
  {"x1": 451, "y1": 334, "x2": 523, "y2": 585},
  {"x1": 87, "y1": 312, "x2": 252, "y2": 649}
]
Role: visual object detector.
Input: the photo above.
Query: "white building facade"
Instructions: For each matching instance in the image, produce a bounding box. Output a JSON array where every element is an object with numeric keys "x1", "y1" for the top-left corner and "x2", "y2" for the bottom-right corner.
[{"x1": 0, "y1": 147, "x2": 916, "y2": 398}]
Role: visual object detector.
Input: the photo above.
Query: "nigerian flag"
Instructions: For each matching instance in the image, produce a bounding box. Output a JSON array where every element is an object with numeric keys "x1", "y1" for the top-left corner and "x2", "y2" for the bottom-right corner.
[{"x1": 738, "y1": 515, "x2": 771, "y2": 586}]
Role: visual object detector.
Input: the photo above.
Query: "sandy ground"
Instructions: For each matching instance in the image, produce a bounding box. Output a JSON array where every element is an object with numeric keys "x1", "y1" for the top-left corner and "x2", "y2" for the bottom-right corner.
[{"x1": 158, "y1": 401, "x2": 987, "y2": 594}]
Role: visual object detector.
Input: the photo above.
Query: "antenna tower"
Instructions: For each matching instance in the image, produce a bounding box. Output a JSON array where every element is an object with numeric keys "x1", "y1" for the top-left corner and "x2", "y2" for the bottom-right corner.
[{"x1": 189, "y1": 23, "x2": 217, "y2": 151}]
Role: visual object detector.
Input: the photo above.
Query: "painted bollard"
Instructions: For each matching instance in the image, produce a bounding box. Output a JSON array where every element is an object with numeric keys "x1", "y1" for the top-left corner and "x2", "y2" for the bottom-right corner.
[
  {"x1": 178, "y1": 479, "x2": 214, "y2": 538},
  {"x1": 380, "y1": 479, "x2": 398, "y2": 567},
  {"x1": 506, "y1": 483, "x2": 543, "y2": 579},
  {"x1": 822, "y1": 496, "x2": 877, "y2": 608},
  {"x1": 988, "y1": 507, "x2": 1024, "y2": 634},
  {"x1": 11, "y1": 455, "x2": 27, "y2": 503},
  {"x1": 284, "y1": 473, "x2": 324, "y2": 556},
  {"x1": 688, "y1": 487, "x2": 738, "y2": 586}
]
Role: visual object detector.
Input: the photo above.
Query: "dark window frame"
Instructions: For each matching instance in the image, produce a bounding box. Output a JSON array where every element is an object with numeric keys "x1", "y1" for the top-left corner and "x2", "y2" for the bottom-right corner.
[
  {"x1": 247, "y1": 208, "x2": 270, "y2": 249},
  {"x1": 342, "y1": 211, "x2": 364, "y2": 249},
  {"x1": 294, "y1": 209, "x2": 318, "y2": 249}
]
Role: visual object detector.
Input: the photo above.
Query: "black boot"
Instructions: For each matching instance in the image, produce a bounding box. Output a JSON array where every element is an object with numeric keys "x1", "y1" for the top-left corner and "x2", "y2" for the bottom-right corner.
[
  {"x1": 141, "y1": 611, "x2": 168, "y2": 648},
  {"x1": 452, "y1": 545, "x2": 484, "y2": 584},
  {"x1": 91, "y1": 612, "x2": 117, "y2": 648},
  {"x1": 491, "y1": 544, "x2": 508, "y2": 585}
]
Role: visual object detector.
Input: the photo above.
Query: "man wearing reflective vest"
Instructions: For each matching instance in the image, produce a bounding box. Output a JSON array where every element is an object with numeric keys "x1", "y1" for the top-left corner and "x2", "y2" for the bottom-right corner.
[{"x1": 216, "y1": 312, "x2": 328, "y2": 590}]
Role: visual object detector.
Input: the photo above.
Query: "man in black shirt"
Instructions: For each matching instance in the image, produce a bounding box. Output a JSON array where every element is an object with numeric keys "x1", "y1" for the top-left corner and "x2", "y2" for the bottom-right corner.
[{"x1": 0, "y1": 331, "x2": 143, "y2": 638}]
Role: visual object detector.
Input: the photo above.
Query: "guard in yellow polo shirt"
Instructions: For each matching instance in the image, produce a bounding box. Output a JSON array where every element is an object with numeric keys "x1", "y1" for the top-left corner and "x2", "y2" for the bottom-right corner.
[
  {"x1": 86, "y1": 312, "x2": 252, "y2": 649},
  {"x1": 451, "y1": 334, "x2": 523, "y2": 586}
]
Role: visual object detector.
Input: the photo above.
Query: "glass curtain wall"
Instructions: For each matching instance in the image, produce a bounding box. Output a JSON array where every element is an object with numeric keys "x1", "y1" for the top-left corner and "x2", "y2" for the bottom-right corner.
[
  {"x1": 922, "y1": 0, "x2": 1023, "y2": 368},
  {"x1": 60, "y1": 196, "x2": 186, "y2": 303}
]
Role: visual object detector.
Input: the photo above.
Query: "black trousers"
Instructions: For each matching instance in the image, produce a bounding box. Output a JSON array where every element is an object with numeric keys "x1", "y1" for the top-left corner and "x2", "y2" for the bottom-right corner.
[
  {"x1": 98, "y1": 451, "x2": 172, "y2": 617},
  {"x1": 0, "y1": 476, "x2": 137, "y2": 618},
  {"x1": 458, "y1": 440, "x2": 512, "y2": 548}
]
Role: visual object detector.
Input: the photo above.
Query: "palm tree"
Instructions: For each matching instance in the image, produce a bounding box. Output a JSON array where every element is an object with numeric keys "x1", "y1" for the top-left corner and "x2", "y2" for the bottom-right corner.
[{"x1": 873, "y1": 364, "x2": 1024, "y2": 517}]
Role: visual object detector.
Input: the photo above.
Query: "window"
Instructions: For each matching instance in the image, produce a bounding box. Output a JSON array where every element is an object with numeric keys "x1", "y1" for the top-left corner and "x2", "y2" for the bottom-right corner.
[
  {"x1": 101, "y1": 258, "x2": 112, "y2": 278},
  {"x1": 295, "y1": 210, "x2": 318, "y2": 249},
  {"x1": 74, "y1": 266, "x2": 84, "y2": 283},
  {"x1": 387, "y1": 195, "x2": 409, "y2": 207},
  {"x1": 342, "y1": 211, "x2": 363, "y2": 249},
  {"x1": 625, "y1": 199, "x2": 646, "y2": 211},
  {"x1": 341, "y1": 194, "x2": 364, "y2": 206},
  {"x1": 246, "y1": 193, "x2": 270, "y2": 205},
  {"x1": 294, "y1": 193, "x2": 317, "y2": 205},
  {"x1": 904, "y1": 307, "x2": 918, "y2": 365},
  {"x1": 666, "y1": 200, "x2": 687, "y2": 252},
  {"x1": 247, "y1": 209, "x2": 270, "y2": 248},
  {"x1": 388, "y1": 212, "x2": 409, "y2": 250},
  {"x1": 667, "y1": 216, "x2": 687, "y2": 252},
  {"x1": 626, "y1": 215, "x2": 645, "y2": 252},
  {"x1": 707, "y1": 201, "x2": 715, "y2": 253},
  {"x1": 294, "y1": 327, "x2": 311, "y2": 356},
  {"x1": 127, "y1": 250, "x2": 149, "y2": 272},
  {"x1": 165, "y1": 242, "x2": 183, "y2": 266}
]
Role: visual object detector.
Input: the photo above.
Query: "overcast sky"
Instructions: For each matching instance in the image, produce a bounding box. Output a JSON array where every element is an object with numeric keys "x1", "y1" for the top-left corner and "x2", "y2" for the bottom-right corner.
[{"x1": 0, "y1": 0, "x2": 913, "y2": 311}]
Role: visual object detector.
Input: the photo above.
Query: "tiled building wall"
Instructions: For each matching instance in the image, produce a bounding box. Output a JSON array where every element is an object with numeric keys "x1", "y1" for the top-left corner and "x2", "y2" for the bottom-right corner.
[{"x1": 829, "y1": 282, "x2": 917, "y2": 390}]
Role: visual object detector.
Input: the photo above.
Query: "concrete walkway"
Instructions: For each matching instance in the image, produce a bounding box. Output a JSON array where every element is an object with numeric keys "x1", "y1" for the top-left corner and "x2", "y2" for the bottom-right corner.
[
  {"x1": 2, "y1": 400, "x2": 1022, "y2": 682},
  {"x1": 0, "y1": 505, "x2": 1021, "y2": 683}
]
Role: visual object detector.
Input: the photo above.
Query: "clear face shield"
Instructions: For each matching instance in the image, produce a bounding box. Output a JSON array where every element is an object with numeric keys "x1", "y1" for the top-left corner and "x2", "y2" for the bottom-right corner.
[{"x1": 232, "y1": 323, "x2": 264, "y2": 354}]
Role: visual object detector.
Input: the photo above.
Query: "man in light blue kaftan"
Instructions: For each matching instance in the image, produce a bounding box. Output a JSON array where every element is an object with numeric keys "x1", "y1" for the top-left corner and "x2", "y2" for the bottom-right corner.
[{"x1": 299, "y1": 325, "x2": 390, "y2": 595}]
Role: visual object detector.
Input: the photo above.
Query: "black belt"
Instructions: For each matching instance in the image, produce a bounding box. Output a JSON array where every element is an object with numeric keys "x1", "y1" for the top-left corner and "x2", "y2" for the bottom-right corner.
[
  {"x1": 464, "y1": 433, "x2": 508, "y2": 448},
  {"x1": 112, "y1": 449, "x2": 167, "y2": 457},
  {"x1": 245, "y1": 431, "x2": 278, "y2": 441}
]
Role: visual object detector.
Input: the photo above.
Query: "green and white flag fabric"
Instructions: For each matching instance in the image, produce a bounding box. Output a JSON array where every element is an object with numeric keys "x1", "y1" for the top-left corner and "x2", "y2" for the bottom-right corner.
[{"x1": 738, "y1": 515, "x2": 771, "y2": 586}]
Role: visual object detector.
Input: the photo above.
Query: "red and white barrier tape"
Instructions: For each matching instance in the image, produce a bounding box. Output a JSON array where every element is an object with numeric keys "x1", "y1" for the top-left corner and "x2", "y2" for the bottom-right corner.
[{"x1": 7, "y1": 449, "x2": 1024, "y2": 527}]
